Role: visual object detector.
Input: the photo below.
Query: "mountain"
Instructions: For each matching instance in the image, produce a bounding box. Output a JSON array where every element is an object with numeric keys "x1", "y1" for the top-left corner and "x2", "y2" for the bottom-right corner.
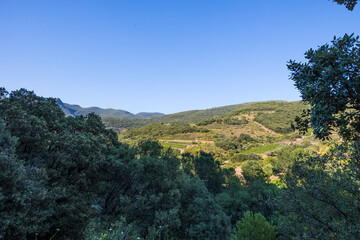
[{"x1": 56, "y1": 98, "x2": 164, "y2": 119}]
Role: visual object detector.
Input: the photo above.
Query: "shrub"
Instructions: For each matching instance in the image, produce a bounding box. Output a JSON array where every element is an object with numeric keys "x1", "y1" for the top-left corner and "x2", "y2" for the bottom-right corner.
[
  {"x1": 241, "y1": 160, "x2": 267, "y2": 183},
  {"x1": 232, "y1": 211, "x2": 277, "y2": 240}
]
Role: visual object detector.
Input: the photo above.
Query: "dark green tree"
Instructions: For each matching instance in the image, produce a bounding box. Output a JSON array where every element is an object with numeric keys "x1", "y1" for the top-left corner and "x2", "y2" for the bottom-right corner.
[
  {"x1": 181, "y1": 151, "x2": 225, "y2": 194},
  {"x1": 277, "y1": 142, "x2": 360, "y2": 239},
  {"x1": 137, "y1": 138, "x2": 163, "y2": 156},
  {"x1": 288, "y1": 34, "x2": 360, "y2": 140},
  {"x1": 0, "y1": 88, "x2": 120, "y2": 239},
  {"x1": 232, "y1": 211, "x2": 277, "y2": 240},
  {"x1": 216, "y1": 179, "x2": 279, "y2": 226},
  {"x1": 272, "y1": 146, "x2": 307, "y2": 174},
  {"x1": 0, "y1": 119, "x2": 52, "y2": 240},
  {"x1": 332, "y1": 0, "x2": 358, "y2": 10},
  {"x1": 0, "y1": 88, "x2": 232, "y2": 239},
  {"x1": 241, "y1": 160, "x2": 267, "y2": 183}
]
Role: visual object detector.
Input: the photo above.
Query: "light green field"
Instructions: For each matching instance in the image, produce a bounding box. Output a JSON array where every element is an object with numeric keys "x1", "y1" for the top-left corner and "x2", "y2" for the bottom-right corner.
[
  {"x1": 239, "y1": 144, "x2": 280, "y2": 154},
  {"x1": 160, "y1": 142, "x2": 189, "y2": 148}
]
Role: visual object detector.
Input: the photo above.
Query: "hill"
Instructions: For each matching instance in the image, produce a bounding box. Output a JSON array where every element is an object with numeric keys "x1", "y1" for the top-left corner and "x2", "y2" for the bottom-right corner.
[
  {"x1": 103, "y1": 102, "x2": 254, "y2": 131},
  {"x1": 116, "y1": 100, "x2": 333, "y2": 186},
  {"x1": 56, "y1": 98, "x2": 164, "y2": 119},
  {"x1": 104, "y1": 101, "x2": 305, "y2": 132},
  {"x1": 118, "y1": 101, "x2": 321, "y2": 166}
]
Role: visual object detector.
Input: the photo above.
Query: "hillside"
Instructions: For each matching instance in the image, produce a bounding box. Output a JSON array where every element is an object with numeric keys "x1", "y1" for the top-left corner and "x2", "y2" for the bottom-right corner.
[
  {"x1": 118, "y1": 100, "x2": 324, "y2": 174},
  {"x1": 56, "y1": 98, "x2": 164, "y2": 119},
  {"x1": 116, "y1": 100, "x2": 334, "y2": 192},
  {"x1": 105, "y1": 101, "x2": 306, "y2": 132},
  {"x1": 103, "y1": 102, "x2": 262, "y2": 131}
]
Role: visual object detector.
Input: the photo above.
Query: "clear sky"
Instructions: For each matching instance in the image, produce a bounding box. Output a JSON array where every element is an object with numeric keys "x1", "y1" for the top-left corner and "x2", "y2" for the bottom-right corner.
[{"x1": 1, "y1": 1, "x2": 359, "y2": 114}]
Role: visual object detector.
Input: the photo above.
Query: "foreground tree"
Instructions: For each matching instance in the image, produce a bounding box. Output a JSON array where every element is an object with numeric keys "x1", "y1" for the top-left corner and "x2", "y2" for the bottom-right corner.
[
  {"x1": 277, "y1": 142, "x2": 360, "y2": 239},
  {"x1": 232, "y1": 211, "x2": 277, "y2": 240},
  {"x1": 0, "y1": 119, "x2": 52, "y2": 239},
  {"x1": 181, "y1": 151, "x2": 225, "y2": 194},
  {"x1": 332, "y1": 0, "x2": 358, "y2": 10},
  {"x1": 0, "y1": 88, "x2": 231, "y2": 239},
  {"x1": 281, "y1": 32, "x2": 360, "y2": 239},
  {"x1": 288, "y1": 34, "x2": 360, "y2": 140}
]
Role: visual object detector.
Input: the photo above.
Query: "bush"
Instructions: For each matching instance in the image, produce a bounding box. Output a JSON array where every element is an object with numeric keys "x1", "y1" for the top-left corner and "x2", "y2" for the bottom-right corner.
[
  {"x1": 232, "y1": 211, "x2": 277, "y2": 240},
  {"x1": 241, "y1": 161, "x2": 267, "y2": 183}
]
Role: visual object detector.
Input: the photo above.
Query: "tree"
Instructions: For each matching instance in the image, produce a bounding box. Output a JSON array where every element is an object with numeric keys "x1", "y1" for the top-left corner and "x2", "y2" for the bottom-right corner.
[
  {"x1": 272, "y1": 146, "x2": 307, "y2": 174},
  {"x1": 137, "y1": 138, "x2": 163, "y2": 156},
  {"x1": 288, "y1": 34, "x2": 360, "y2": 140},
  {"x1": 232, "y1": 211, "x2": 277, "y2": 240},
  {"x1": 0, "y1": 87, "x2": 233, "y2": 239},
  {"x1": 0, "y1": 119, "x2": 52, "y2": 240},
  {"x1": 216, "y1": 179, "x2": 279, "y2": 226},
  {"x1": 241, "y1": 160, "x2": 267, "y2": 183},
  {"x1": 181, "y1": 151, "x2": 225, "y2": 194},
  {"x1": 332, "y1": 0, "x2": 358, "y2": 10},
  {"x1": 277, "y1": 142, "x2": 360, "y2": 239},
  {"x1": 0, "y1": 88, "x2": 122, "y2": 239},
  {"x1": 177, "y1": 175, "x2": 231, "y2": 240}
]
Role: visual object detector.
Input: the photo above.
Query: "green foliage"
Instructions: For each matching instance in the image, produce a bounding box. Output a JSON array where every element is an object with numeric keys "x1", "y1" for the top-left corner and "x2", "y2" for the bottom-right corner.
[
  {"x1": 239, "y1": 144, "x2": 279, "y2": 154},
  {"x1": 230, "y1": 153, "x2": 262, "y2": 163},
  {"x1": 181, "y1": 151, "x2": 226, "y2": 194},
  {"x1": 216, "y1": 180, "x2": 279, "y2": 226},
  {"x1": 84, "y1": 217, "x2": 140, "y2": 240},
  {"x1": 0, "y1": 88, "x2": 232, "y2": 239},
  {"x1": 333, "y1": 0, "x2": 358, "y2": 10},
  {"x1": 242, "y1": 160, "x2": 268, "y2": 183},
  {"x1": 197, "y1": 116, "x2": 248, "y2": 126},
  {"x1": 177, "y1": 176, "x2": 231, "y2": 239},
  {"x1": 288, "y1": 34, "x2": 360, "y2": 140},
  {"x1": 269, "y1": 178, "x2": 286, "y2": 189},
  {"x1": 160, "y1": 141, "x2": 188, "y2": 149},
  {"x1": 277, "y1": 141, "x2": 360, "y2": 239},
  {"x1": 263, "y1": 156, "x2": 275, "y2": 175},
  {"x1": 272, "y1": 146, "x2": 307, "y2": 174},
  {"x1": 137, "y1": 138, "x2": 163, "y2": 156},
  {"x1": 225, "y1": 101, "x2": 308, "y2": 134},
  {"x1": 232, "y1": 211, "x2": 277, "y2": 240},
  {"x1": 0, "y1": 119, "x2": 52, "y2": 240},
  {"x1": 215, "y1": 134, "x2": 257, "y2": 151},
  {"x1": 121, "y1": 123, "x2": 207, "y2": 139}
]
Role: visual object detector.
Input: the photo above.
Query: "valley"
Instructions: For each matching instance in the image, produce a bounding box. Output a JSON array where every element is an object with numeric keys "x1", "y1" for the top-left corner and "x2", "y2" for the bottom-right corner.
[{"x1": 113, "y1": 100, "x2": 329, "y2": 185}]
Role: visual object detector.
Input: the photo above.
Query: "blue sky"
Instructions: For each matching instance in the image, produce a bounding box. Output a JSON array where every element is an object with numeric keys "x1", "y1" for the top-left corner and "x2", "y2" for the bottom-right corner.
[{"x1": 1, "y1": 1, "x2": 359, "y2": 114}]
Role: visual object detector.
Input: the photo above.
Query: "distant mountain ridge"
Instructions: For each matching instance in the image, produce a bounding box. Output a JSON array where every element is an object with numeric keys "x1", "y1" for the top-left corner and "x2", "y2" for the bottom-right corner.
[{"x1": 56, "y1": 98, "x2": 164, "y2": 119}]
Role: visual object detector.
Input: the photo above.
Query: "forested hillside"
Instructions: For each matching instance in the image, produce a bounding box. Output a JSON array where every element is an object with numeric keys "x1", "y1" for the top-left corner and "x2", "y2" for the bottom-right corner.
[
  {"x1": 117, "y1": 100, "x2": 324, "y2": 184},
  {"x1": 102, "y1": 102, "x2": 253, "y2": 131},
  {"x1": 103, "y1": 101, "x2": 305, "y2": 132}
]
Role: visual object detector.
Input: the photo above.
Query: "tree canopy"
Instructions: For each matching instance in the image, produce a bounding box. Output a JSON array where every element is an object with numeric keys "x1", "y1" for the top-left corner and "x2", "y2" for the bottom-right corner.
[
  {"x1": 333, "y1": 0, "x2": 358, "y2": 10},
  {"x1": 0, "y1": 88, "x2": 232, "y2": 239},
  {"x1": 288, "y1": 34, "x2": 360, "y2": 140}
]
